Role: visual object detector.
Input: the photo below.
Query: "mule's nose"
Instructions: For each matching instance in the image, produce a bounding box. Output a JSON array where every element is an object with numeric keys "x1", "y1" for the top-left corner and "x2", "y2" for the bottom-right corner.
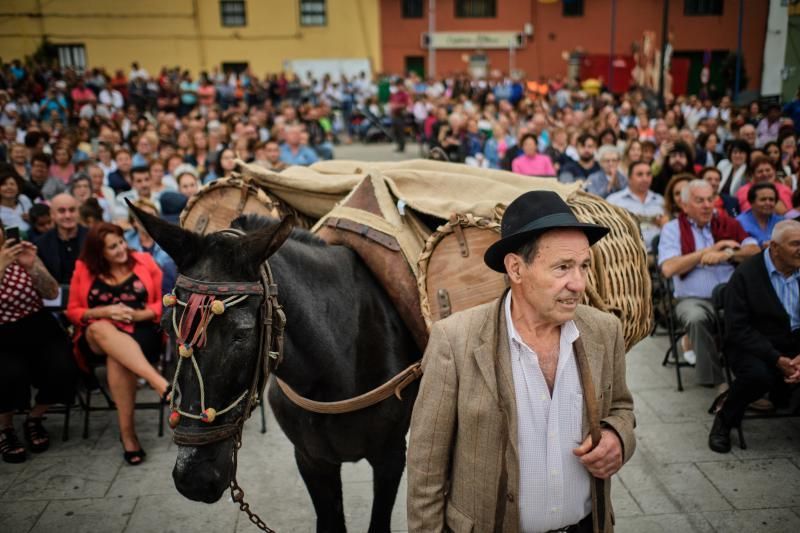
[
  {"x1": 172, "y1": 446, "x2": 231, "y2": 503},
  {"x1": 173, "y1": 462, "x2": 228, "y2": 503}
]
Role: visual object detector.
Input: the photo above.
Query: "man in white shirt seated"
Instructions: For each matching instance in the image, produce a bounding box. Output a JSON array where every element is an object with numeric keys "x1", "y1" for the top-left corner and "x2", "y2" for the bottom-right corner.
[{"x1": 606, "y1": 160, "x2": 668, "y2": 254}]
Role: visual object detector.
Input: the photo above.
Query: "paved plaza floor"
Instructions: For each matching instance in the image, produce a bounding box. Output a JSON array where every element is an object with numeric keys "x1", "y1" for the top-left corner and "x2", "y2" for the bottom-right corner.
[{"x1": 2, "y1": 143, "x2": 799, "y2": 532}]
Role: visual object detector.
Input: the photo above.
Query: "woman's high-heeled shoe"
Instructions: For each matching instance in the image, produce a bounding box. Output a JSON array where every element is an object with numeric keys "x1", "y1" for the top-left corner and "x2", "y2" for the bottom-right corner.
[{"x1": 119, "y1": 436, "x2": 146, "y2": 466}]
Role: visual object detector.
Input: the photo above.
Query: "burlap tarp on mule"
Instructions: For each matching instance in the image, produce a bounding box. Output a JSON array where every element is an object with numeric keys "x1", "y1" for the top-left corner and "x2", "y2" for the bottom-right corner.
[{"x1": 229, "y1": 159, "x2": 652, "y2": 350}]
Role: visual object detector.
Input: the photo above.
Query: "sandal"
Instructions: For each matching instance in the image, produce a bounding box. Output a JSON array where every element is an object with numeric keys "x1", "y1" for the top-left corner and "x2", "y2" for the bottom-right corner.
[
  {"x1": 119, "y1": 436, "x2": 146, "y2": 466},
  {"x1": 0, "y1": 427, "x2": 27, "y2": 464},
  {"x1": 123, "y1": 448, "x2": 146, "y2": 466},
  {"x1": 23, "y1": 417, "x2": 49, "y2": 453}
]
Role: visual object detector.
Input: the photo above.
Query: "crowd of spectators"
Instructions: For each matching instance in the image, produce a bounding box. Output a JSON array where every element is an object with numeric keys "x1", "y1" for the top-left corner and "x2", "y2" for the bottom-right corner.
[{"x1": 2, "y1": 56, "x2": 800, "y2": 463}]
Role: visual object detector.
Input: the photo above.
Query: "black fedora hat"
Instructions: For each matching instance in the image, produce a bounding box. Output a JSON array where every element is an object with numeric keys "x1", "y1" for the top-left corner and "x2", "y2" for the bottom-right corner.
[{"x1": 484, "y1": 191, "x2": 609, "y2": 273}]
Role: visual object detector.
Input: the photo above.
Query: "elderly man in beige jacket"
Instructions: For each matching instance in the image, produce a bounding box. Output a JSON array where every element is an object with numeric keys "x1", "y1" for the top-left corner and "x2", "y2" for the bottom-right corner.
[{"x1": 407, "y1": 191, "x2": 636, "y2": 533}]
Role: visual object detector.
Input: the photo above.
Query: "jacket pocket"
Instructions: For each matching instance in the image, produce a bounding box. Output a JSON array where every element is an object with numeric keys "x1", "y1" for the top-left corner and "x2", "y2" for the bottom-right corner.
[{"x1": 445, "y1": 501, "x2": 474, "y2": 533}]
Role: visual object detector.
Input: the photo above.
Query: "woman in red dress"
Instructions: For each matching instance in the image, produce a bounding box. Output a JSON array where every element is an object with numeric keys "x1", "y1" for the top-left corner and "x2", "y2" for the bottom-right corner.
[{"x1": 67, "y1": 223, "x2": 169, "y2": 465}]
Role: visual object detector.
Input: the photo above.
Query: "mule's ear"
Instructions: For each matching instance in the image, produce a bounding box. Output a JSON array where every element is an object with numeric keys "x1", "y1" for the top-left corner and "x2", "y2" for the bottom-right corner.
[
  {"x1": 245, "y1": 214, "x2": 295, "y2": 265},
  {"x1": 127, "y1": 199, "x2": 202, "y2": 270}
]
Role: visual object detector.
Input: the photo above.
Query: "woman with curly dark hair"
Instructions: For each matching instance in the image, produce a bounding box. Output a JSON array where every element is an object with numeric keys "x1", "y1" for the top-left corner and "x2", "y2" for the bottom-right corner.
[{"x1": 66, "y1": 222, "x2": 169, "y2": 465}]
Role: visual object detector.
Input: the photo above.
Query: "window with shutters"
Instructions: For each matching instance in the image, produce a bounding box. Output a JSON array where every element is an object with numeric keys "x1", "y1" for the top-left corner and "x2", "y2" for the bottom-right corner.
[
  {"x1": 220, "y1": 1, "x2": 247, "y2": 27},
  {"x1": 403, "y1": 0, "x2": 424, "y2": 18},
  {"x1": 300, "y1": 0, "x2": 327, "y2": 26},
  {"x1": 455, "y1": 0, "x2": 496, "y2": 18},
  {"x1": 57, "y1": 44, "x2": 87, "y2": 72},
  {"x1": 563, "y1": 0, "x2": 584, "y2": 17},
  {"x1": 684, "y1": 0, "x2": 723, "y2": 16}
]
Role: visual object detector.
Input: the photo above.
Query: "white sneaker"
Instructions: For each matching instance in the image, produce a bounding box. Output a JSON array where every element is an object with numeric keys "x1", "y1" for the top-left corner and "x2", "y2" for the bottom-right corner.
[{"x1": 683, "y1": 349, "x2": 697, "y2": 365}]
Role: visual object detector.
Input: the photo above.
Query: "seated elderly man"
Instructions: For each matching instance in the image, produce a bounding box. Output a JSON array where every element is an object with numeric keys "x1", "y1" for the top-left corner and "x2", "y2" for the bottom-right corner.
[
  {"x1": 658, "y1": 180, "x2": 760, "y2": 387},
  {"x1": 710, "y1": 220, "x2": 800, "y2": 452},
  {"x1": 606, "y1": 160, "x2": 667, "y2": 254}
]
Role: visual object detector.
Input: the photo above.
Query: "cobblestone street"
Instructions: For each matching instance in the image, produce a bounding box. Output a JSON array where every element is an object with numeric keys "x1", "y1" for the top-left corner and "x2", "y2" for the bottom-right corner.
[{"x1": 1, "y1": 145, "x2": 799, "y2": 533}]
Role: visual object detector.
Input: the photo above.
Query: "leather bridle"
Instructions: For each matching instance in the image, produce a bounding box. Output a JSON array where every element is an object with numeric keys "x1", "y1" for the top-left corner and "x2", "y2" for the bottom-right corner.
[{"x1": 163, "y1": 228, "x2": 284, "y2": 532}]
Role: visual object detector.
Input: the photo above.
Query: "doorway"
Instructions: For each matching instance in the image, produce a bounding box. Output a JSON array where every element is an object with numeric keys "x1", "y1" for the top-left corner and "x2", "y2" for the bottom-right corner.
[{"x1": 404, "y1": 56, "x2": 425, "y2": 78}]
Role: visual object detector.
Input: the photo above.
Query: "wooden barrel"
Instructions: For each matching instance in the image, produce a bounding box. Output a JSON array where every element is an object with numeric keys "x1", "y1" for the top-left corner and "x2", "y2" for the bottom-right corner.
[
  {"x1": 180, "y1": 178, "x2": 281, "y2": 234},
  {"x1": 418, "y1": 214, "x2": 507, "y2": 326}
]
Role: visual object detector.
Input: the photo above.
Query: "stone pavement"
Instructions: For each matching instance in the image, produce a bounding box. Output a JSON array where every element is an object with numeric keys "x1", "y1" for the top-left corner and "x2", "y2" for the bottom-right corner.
[
  {"x1": 2, "y1": 143, "x2": 800, "y2": 532},
  {"x1": 2, "y1": 332, "x2": 799, "y2": 533}
]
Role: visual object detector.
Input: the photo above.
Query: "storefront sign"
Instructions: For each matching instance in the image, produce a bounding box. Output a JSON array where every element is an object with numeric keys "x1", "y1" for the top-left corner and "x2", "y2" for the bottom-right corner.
[{"x1": 425, "y1": 32, "x2": 523, "y2": 50}]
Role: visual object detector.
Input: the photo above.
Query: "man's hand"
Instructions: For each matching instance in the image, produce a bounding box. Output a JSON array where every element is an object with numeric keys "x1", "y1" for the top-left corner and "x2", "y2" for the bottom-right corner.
[
  {"x1": 777, "y1": 356, "x2": 796, "y2": 380},
  {"x1": 573, "y1": 429, "x2": 623, "y2": 480},
  {"x1": 713, "y1": 240, "x2": 741, "y2": 252},
  {"x1": 781, "y1": 355, "x2": 800, "y2": 384},
  {"x1": 700, "y1": 250, "x2": 729, "y2": 266}
]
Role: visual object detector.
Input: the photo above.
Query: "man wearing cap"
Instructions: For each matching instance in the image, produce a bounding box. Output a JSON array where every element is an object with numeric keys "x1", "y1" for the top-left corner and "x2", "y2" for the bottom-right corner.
[{"x1": 407, "y1": 191, "x2": 635, "y2": 533}]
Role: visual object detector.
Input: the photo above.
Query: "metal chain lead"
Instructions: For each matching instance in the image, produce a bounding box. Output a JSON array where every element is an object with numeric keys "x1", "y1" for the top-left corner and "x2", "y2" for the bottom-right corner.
[{"x1": 230, "y1": 433, "x2": 276, "y2": 533}]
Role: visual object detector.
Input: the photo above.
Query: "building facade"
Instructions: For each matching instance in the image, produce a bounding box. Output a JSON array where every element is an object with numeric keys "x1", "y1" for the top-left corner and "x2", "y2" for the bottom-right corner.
[
  {"x1": 0, "y1": 0, "x2": 381, "y2": 77},
  {"x1": 381, "y1": 0, "x2": 768, "y2": 94}
]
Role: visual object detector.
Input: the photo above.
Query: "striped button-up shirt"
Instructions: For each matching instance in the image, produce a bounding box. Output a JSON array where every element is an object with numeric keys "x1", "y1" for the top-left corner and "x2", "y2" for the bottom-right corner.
[
  {"x1": 505, "y1": 293, "x2": 591, "y2": 533},
  {"x1": 763, "y1": 248, "x2": 800, "y2": 330}
]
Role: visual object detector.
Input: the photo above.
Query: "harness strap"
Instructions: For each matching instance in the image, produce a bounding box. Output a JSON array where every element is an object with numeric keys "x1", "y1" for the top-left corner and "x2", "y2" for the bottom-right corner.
[
  {"x1": 173, "y1": 421, "x2": 242, "y2": 446},
  {"x1": 176, "y1": 274, "x2": 264, "y2": 296},
  {"x1": 275, "y1": 361, "x2": 422, "y2": 414}
]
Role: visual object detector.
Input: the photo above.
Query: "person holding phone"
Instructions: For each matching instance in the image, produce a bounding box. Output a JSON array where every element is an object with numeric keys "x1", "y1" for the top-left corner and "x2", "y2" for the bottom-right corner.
[{"x1": 0, "y1": 225, "x2": 76, "y2": 463}]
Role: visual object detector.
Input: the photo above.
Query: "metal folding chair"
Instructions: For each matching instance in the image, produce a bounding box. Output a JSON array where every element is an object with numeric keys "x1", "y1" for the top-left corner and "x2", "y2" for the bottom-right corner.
[{"x1": 658, "y1": 273, "x2": 694, "y2": 391}]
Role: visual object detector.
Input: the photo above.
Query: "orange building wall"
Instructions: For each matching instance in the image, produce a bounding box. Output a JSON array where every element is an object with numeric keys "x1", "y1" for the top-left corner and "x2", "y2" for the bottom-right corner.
[{"x1": 380, "y1": 0, "x2": 767, "y2": 91}]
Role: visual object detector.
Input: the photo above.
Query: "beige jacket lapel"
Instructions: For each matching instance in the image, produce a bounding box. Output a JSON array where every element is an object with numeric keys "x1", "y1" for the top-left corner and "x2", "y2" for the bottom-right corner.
[
  {"x1": 575, "y1": 310, "x2": 604, "y2": 438},
  {"x1": 473, "y1": 290, "x2": 519, "y2": 461}
]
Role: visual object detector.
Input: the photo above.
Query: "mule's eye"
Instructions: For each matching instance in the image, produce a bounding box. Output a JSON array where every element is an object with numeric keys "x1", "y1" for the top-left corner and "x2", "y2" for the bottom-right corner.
[{"x1": 232, "y1": 331, "x2": 249, "y2": 343}]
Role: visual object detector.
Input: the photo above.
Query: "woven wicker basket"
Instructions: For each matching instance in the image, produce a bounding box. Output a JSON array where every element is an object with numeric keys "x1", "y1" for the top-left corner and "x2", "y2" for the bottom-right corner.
[{"x1": 566, "y1": 190, "x2": 652, "y2": 350}]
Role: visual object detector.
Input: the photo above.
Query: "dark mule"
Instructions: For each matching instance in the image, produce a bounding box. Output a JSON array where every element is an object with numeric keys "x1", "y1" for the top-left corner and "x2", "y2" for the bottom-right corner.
[{"x1": 131, "y1": 206, "x2": 420, "y2": 533}]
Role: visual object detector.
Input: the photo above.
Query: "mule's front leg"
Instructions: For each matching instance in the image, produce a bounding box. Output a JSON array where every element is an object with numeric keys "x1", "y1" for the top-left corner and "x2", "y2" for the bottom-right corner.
[
  {"x1": 295, "y1": 448, "x2": 346, "y2": 533},
  {"x1": 366, "y1": 442, "x2": 406, "y2": 533}
]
